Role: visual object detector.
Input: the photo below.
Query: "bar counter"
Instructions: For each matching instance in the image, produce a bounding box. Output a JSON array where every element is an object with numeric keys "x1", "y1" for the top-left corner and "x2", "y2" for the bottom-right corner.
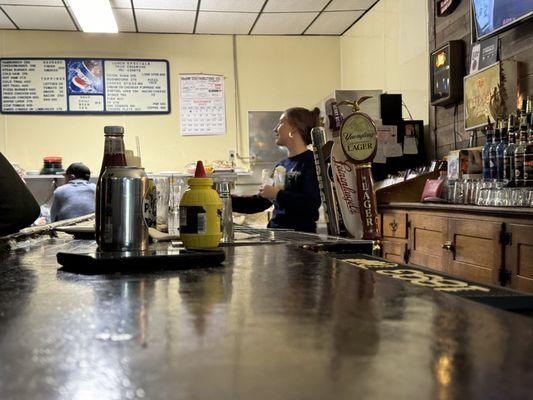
[{"x1": 1, "y1": 233, "x2": 533, "y2": 399}]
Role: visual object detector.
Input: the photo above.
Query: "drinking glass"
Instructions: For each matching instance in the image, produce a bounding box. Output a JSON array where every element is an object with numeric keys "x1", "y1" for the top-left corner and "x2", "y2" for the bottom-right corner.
[
  {"x1": 487, "y1": 188, "x2": 501, "y2": 207},
  {"x1": 512, "y1": 188, "x2": 528, "y2": 207},
  {"x1": 453, "y1": 180, "x2": 465, "y2": 204},
  {"x1": 261, "y1": 168, "x2": 273, "y2": 186},
  {"x1": 154, "y1": 177, "x2": 170, "y2": 232},
  {"x1": 168, "y1": 177, "x2": 186, "y2": 235},
  {"x1": 477, "y1": 188, "x2": 490, "y2": 206}
]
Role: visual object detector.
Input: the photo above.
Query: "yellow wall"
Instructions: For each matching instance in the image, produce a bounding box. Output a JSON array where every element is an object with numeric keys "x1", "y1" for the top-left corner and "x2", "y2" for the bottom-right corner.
[
  {"x1": 0, "y1": 1, "x2": 429, "y2": 173},
  {"x1": 340, "y1": 0, "x2": 429, "y2": 123},
  {"x1": 0, "y1": 31, "x2": 340, "y2": 172}
]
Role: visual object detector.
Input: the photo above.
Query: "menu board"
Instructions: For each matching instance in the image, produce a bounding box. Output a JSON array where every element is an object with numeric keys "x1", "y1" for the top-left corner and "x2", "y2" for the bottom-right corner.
[
  {"x1": 179, "y1": 74, "x2": 225, "y2": 136},
  {"x1": 0, "y1": 58, "x2": 170, "y2": 114}
]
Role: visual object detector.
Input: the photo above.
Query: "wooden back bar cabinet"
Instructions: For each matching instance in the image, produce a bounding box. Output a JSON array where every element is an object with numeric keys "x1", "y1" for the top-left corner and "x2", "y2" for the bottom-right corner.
[{"x1": 379, "y1": 203, "x2": 533, "y2": 293}]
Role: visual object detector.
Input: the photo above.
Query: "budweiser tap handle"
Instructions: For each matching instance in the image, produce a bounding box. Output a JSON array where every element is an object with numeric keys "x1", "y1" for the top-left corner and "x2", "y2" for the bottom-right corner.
[{"x1": 355, "y1": 164, "x2": 380, "y2": 240}]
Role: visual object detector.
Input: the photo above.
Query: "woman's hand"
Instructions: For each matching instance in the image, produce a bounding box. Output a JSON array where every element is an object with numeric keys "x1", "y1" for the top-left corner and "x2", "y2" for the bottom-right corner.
[{"x1": 259, "y1": 184, "x2": 280, "y2": 201}]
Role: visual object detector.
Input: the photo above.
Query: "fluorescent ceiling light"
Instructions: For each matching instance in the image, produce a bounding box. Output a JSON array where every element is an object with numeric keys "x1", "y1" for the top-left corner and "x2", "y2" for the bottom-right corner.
[{"x1": 68, "y1": 0, "x2": 118, "y2": 33}]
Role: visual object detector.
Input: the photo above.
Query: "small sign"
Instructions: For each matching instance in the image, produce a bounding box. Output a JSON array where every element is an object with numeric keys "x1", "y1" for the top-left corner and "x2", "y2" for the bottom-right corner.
[
  {"x1": 478, "y1": 36, "x2": 499, "y2": 70},
  {"x1": 470, "y1": 43, "x2": 481, "y2": 73},
  {"x1": 340, "y1": 113, "x2": 377, "y2": 163},
  {"x1": 436, "y1": 0, "x2": 461, "y2": 17}
]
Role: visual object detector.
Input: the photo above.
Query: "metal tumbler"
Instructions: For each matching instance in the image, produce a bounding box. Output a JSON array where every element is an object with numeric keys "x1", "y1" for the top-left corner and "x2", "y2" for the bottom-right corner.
[{"x1": 97, "y1": 166, "x2": 149, "y2": 251}]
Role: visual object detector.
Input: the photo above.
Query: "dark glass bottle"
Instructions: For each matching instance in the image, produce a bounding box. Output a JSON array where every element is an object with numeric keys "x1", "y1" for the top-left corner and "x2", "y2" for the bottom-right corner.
[
  {"x1": 96, "y1": 126, "x2": 127, "y2": 246},
  {"x1": 488, "y1": 120, "x2": 500, "y2": 180},
  {"x1": 504, "y1": 114, "x2": 517, "y2": 186},
  {"x1": 99, "y1": 126, "x2": 127, "y2": 177},
  {"x1": 525, "y1": 113, "x2": 533, "y2": 187},
  {"x1": 495, "y1": 119, "x2": 507, "y2": 181},
  {"x1": 482, "y1": 123, "x2": 493, "y2": 179},
  {"x1": 515, "y1": 114, "x2": 528, "y2": 187}
]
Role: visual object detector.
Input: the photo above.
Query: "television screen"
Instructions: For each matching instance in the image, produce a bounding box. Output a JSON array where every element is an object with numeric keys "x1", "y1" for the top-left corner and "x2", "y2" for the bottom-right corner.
[{"x1": 472, "y1": 0, "x2": 533, "y2": 40}]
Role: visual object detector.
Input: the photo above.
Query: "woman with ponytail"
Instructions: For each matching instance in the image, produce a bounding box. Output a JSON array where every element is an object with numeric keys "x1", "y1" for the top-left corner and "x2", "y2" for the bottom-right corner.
[{"x1": 232, "y1": 107, "x2": 322, "y2": 233}]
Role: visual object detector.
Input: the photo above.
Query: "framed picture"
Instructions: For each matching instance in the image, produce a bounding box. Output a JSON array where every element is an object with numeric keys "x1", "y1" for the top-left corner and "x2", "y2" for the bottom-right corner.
[
  {"x1": 464, "y1": 60, "x2": 517, "y2": 130},
  {"x1": 464, "y1": 62, "x2": 500, "y2": 130}
]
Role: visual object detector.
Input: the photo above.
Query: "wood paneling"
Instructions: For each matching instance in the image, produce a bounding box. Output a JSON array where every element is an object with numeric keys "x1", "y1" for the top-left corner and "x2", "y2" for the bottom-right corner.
[{"x1": 428, "y1": 0, "x2": 533, "y2": 159}]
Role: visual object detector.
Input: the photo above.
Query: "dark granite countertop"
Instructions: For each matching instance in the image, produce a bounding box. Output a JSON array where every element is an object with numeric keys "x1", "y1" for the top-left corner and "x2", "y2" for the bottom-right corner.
[{"x1": 1, "y1": 236, "x2": 533, "y2": 399}]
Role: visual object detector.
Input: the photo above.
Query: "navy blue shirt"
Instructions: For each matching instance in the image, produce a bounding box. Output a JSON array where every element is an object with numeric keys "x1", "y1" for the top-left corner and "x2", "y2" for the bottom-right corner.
[{"x1": 232, "y1": 150, "x2": 321, "y2": 232}]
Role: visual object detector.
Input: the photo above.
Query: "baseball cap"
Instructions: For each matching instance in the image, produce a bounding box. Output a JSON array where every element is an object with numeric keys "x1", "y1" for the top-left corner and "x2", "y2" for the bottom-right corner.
[{"x1": 65, "y1": 162, "x2": 91, "y2": 180}]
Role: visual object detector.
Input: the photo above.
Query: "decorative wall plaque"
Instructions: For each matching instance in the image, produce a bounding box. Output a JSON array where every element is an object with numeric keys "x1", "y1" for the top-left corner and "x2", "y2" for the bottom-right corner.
[{"x1": 340, "y1": 113, "x2": 377, "y2": 163}]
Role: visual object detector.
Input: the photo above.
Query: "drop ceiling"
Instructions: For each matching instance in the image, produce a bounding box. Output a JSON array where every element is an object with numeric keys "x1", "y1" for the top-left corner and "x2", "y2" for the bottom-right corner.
[{"x1": 0, "y1": 0, "x2": 380, "y2": 36}]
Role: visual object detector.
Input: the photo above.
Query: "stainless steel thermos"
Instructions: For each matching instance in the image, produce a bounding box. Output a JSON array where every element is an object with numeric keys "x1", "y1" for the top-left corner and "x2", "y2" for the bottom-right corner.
[{"x1": 96, "y1": 166, "x2": 149, "y2": 251}]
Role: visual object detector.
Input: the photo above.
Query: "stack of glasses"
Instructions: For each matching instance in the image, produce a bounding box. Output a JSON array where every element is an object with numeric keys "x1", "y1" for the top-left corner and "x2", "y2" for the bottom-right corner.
[{"x1": 450, "y1": 179, "x2": 533, "y2": 207}]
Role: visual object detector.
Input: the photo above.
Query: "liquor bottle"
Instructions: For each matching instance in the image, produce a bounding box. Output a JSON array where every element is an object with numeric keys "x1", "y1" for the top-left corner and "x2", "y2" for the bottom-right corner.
[
  {"x1": 525, "y1": 113, "x2": 533, "y2": 187},
  {"x1": 495, "y1": 118, "x2": 507, "y2": 181},
  {"x1": 504, "y1": 114, "x2": 517, "y2": 186},
  {"x1": 96, "y1": 126, "x2": 127, "y2": 246},
  {"x1": 488, "y1": 119, "x2": 500, "y2": 180},
  {"x1": 515, "y1": 112, "x2": 528, "y2": 187},
  {"x1": 482, "y1": 121, "x2": 493, "y2": 179}
]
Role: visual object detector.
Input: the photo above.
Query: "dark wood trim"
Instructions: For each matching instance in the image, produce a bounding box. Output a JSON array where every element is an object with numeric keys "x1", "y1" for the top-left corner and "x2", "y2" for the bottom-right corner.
[{"x1": 379, "y1": 202, "x2": 533, "y2": 218}]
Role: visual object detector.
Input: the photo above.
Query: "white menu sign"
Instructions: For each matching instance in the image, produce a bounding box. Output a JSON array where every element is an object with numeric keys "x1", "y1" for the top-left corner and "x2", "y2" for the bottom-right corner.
[
  {"x1": 179, "y1": 74, "x2": 225, "y2": 136},
  {"x1": 0, "y1": 58, "x2": 170, "y2": 114},
  {"x1": 105, "y1": 60, "x2": 169, "y2": 112},
  {"x1": 1, "y1": 59, "x2": 67, "y2": 112}
]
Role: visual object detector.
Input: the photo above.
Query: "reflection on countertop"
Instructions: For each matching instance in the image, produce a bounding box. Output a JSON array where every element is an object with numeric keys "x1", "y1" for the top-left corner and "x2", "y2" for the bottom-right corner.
[{"x1": 0, "y1": 236, "x2": 532, "y2": 399}]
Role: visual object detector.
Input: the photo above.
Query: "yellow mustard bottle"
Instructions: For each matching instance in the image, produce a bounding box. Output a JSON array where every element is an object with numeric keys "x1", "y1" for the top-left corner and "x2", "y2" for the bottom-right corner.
[{"x1": 179, "y1": 161, "x2": 222, "y2": 249}]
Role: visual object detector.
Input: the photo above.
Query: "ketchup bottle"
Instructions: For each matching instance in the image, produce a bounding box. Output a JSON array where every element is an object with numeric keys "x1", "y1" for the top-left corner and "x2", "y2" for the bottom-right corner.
[{"x1": 96, "y1": 126, "x2": 127, "y2": 247}]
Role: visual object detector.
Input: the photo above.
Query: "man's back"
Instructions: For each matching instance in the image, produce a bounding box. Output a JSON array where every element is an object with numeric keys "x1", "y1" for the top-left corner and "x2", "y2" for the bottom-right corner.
[{"x1": 51, "y1": 179, "x2": 96, "y2": 222}]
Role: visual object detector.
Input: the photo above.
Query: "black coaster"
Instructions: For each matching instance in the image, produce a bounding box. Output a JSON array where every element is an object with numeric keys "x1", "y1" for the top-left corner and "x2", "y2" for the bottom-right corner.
[{"x1": 57, "y1": 248, "x2": 225, "y2": 275}]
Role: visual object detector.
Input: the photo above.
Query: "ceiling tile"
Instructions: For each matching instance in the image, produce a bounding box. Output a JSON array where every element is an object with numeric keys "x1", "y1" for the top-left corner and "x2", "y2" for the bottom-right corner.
[
  {"x1": 264, "y1": 0, "x2": 329, "y2": 12},
  {"x1": 135, "y1": 9, "x2": 195, "y2": 32},
  {"x1": 3, "y1": 5, "x2": 76, "y2": 30},
  {"x1": 305, "y1": 10, "x2": 363, "y2": 34},
  {"x1": 133, "y1": 0, "x2": 198, "y2": 10},
  {"x1": 196, "y1": 11, "x2": 256, "y2": 34},
  {"x1": 113, "y1": 7, "x2": 136, "y2": 31},
  {"x1": 326, "y1": 0, "x2": 377, "y2": 11},
  {"x1": 200, "y1": 0, "x2": 264, "y2": 12},
  {"x1": 0, "y1": 0, "x2": 63, "y2": 5},
  {"x1": 110, "y1": 0, "x2": 132, "y2": 8},
  {"x1": 252, "y1": 12, "x2": 318, "y2": 35},
  {"x1": 0, "y1": 10, "x2": 16, "y2": 29}
]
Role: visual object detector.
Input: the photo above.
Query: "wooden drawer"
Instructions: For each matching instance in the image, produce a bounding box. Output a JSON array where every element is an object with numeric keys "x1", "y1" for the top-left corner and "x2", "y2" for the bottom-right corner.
[
  {"x1": 382, "y1": 212, "x2": 407, "y2": 239},
  {"x1": 381, "y1": 240, "x2": 407, "y2": 264}
]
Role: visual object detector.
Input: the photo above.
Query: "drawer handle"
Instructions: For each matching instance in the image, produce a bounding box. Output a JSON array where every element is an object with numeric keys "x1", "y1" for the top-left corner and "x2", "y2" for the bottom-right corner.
[
  {"x1": 388, "y1": 220, "x2": 398, "y2": 233},
  {"x1": 442, "y1": 241, "x2": 455, "y2": 252}
]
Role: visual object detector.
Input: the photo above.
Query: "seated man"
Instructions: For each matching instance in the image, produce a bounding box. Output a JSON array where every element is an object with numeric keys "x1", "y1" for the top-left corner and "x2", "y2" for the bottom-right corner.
[
  {"x1": 0, "y1": 152, "x2": 40, "y2": 236},
  {"x1": 51, "y1": 163, "x2": 96, "y2": 222}
]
